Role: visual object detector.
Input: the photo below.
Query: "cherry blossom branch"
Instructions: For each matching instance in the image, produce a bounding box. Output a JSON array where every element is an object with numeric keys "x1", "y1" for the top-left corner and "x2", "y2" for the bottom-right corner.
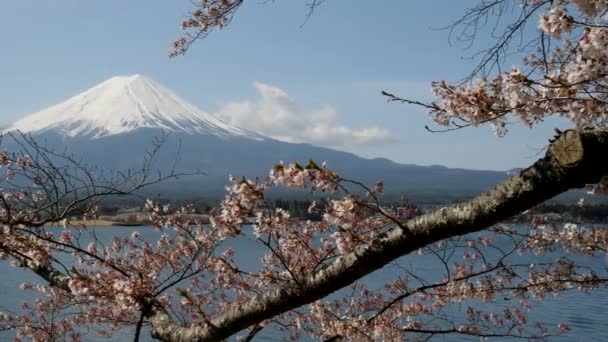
[
  {"x1": 149, "y1": 128, "x2": 608, "y2": 341},
  {"x1": 2, "y1": 248, "x2": 71, "y2": 291}
]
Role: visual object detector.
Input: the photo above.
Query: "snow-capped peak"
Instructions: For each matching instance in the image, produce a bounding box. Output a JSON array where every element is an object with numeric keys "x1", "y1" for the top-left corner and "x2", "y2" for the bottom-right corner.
[{"x1": 7, "y1": 74, "x2": 259, "y2": 139}]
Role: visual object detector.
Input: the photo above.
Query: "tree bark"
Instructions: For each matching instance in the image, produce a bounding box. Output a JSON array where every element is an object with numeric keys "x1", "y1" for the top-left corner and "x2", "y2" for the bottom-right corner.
[
  {"x1": 5, "y1": 250, "x2": 72, "y2": 291},
  {"x1": 149, "y1": 129, "x2": 608, "y2": 341}
]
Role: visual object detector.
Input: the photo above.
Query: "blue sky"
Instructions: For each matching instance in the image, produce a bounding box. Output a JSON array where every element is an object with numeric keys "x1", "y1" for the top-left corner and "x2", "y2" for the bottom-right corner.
[{"x1": 0, "y1": 1, "x2": 570, "y2": 170}]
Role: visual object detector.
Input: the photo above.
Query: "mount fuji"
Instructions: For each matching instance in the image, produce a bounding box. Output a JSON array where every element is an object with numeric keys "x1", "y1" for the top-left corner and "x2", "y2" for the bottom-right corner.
[
  {"x1": 8, "y1": 74, "x2": 258, "y2": 139},
  {"x1": 4, "y1": 75, "x2": 507, "y2": 201}
]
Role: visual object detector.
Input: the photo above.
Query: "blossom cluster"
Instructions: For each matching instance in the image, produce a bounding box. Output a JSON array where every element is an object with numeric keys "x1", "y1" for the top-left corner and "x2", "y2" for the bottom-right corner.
[
  {"x1": 171, "y1": 0, "x2": 243, "y2": 57},
  {"x1": 269, "y1": 161, "x2": 339, "y2": 193},
  {"x1": 209, "y1": 176, "x2": 265, "y2": 238},
  {"x1": 429, "y1": 0, "x2": 608, "y2": 134}
]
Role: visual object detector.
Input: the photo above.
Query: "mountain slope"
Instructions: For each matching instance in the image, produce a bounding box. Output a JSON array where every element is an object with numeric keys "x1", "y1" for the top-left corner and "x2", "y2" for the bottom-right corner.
[
  {"x1": 5, "y1": 75, "x2": 509, "y2": 202},
  {"x1": 20, "y1": 129, "x2": 505, "y2": 201}
]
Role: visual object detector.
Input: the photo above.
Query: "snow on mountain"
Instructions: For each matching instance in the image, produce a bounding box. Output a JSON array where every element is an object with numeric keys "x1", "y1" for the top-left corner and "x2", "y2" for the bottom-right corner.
[
  {"x1": 7, "y1": 74, "x2": 259, "y2": 139},
  {"x1": 2, "y1": 75, "x2": 515, "y2": 200}
]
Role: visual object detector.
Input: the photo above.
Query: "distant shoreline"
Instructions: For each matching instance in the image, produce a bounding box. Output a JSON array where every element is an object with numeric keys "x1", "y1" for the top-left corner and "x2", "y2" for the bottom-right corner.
[{"x1": 44, "y1": 219, "x2": 147, "y2": 227}]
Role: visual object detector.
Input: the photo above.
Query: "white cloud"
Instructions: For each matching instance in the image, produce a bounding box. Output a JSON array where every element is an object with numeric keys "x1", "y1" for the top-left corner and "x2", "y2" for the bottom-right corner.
[{"x1": 215, "y1": 82, "x2": 395, "y2": 148}]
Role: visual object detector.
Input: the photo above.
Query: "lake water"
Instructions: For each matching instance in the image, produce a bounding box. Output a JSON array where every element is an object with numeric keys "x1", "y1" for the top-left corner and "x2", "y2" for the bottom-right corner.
[{"x1": 0, "y1": 225, "x2": 607, "y2": 341}]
